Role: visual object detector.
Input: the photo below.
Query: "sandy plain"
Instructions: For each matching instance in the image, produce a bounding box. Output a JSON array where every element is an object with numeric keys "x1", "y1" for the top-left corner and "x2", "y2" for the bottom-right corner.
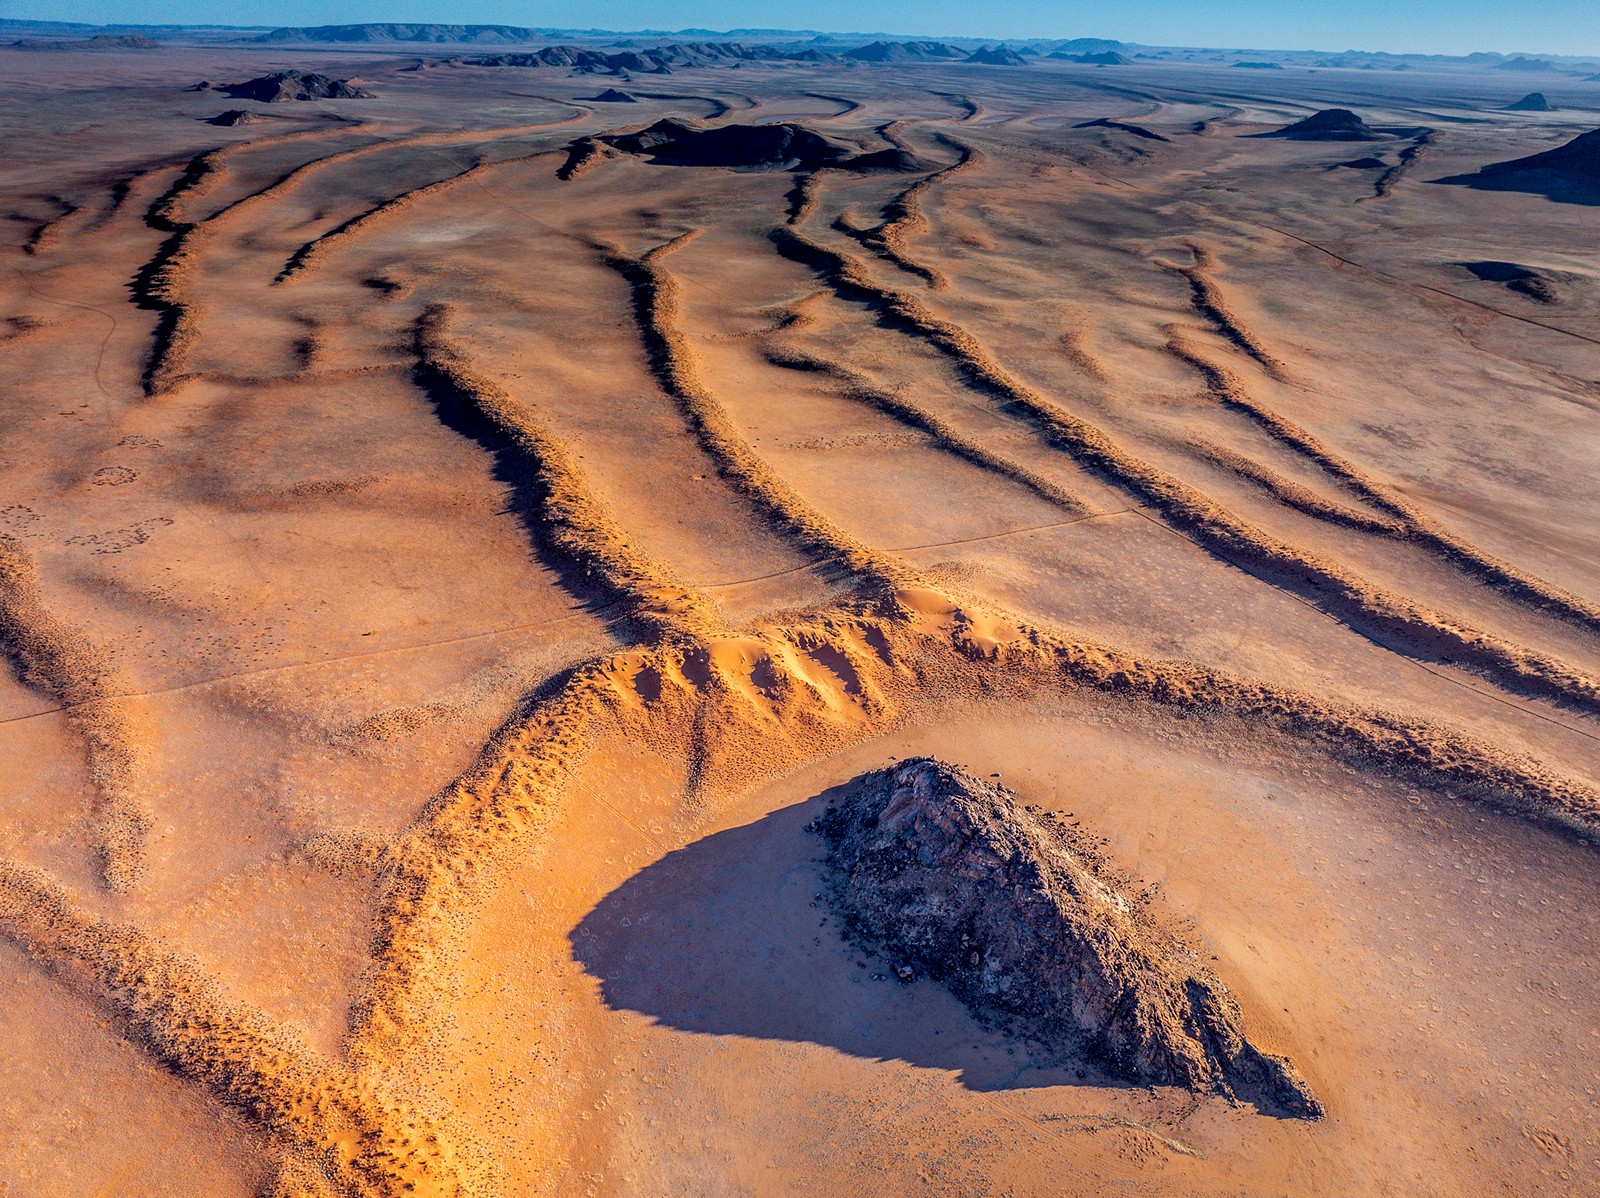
[{"x1": 1, "y1": 37, "x2": 1598, "y2": 1197}]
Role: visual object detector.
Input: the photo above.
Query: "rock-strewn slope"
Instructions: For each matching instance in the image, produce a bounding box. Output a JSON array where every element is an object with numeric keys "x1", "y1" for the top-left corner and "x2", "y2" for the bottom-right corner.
[{"x1": 813, "y1": 757, "x2": 1323, "y2": 1117}]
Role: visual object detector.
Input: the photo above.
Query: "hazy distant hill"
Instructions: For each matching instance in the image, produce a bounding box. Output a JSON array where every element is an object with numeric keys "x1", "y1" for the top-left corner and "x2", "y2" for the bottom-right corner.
[
  {"x1": 966, "y1": 45, "x2": 1027, "y2": 65},
  {"x1": 255, "y1": 23, "x2": 549, "y2": 44},
  {"x1": 8, "y1": 33, "x2": 160, "y2": 50},
  {"x1": 842, "y1": 40, "x2": 964, "y2": 62},
  {"x1": 1051, "y1": 50, "x2": 1131, "y2": 64},
  {"x1": 1049, "y1": 38, "x2": 1127, "y2": 55}
]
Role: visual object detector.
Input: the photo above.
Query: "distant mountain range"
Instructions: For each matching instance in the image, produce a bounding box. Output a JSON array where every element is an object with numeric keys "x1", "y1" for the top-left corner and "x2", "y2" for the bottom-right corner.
[{"x1": 1, "y1": 18, "x2": 1595, "y2": 71}]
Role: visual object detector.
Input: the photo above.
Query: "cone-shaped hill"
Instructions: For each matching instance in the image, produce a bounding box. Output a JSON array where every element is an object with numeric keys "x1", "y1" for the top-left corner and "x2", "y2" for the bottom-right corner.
[{"x1": 1260, "y1": 108, "x2": 1386, "y2": 140}]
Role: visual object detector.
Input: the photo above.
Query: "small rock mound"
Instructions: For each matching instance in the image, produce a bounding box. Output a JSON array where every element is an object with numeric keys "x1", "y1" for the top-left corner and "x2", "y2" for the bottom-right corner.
[
  {"x1": 1505, "y1": 92, "x2": 1554, "y2": 112},
  {"x1": 811, "y1": 758, "x2": 1322, "y2": 1118},
  {"x1": 206, "y1": 109, "x2": 262, "y2": 126},
  {"x1": 1264, "y1": 108, "x2": 1384, "y2": 140},
  {"x1": 594, "y1": 119, "x2": 924, "y2": 172},
  {"x1": 218, "y1": 70, "x2": 375, "y2": 102},
  {"x1": 591, "y1": 87, "x2": 638, "y2": 102}
]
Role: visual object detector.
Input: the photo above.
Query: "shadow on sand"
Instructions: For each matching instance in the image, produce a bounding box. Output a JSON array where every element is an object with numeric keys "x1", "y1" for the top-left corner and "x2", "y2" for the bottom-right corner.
[
  {"x1": 1432, "y1": 168, "x2": 1600, "y2": 206},
  {"x1": 1432, "y1": 128, "x2": 1600, "y2": 206},
  {"x1": 570, "y1": 783, "x2": 1120, "y2": 1095}
]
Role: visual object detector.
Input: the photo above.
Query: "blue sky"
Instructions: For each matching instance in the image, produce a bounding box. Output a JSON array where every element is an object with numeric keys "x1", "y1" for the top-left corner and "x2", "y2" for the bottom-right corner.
[{"x1": 9, "y1": 0, "x2": 1599, "y2": 56}]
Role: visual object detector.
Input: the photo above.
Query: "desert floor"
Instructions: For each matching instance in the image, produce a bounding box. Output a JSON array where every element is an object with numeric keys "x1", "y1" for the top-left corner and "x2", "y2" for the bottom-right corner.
[{"x1": 1, "y1": 42, "x2": 1598, "y2": 1197}]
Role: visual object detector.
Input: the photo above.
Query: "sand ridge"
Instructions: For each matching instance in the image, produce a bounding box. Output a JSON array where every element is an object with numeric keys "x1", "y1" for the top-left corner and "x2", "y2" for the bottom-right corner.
[{"x1": 1, "y1": 43, "x2": 1598, "y2": 1196}]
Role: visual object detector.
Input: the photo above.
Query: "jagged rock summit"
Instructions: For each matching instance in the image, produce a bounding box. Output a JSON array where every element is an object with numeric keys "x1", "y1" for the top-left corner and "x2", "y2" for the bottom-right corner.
[{"x1": 811, "y1": 757, "x2": 1323, "y2": 1118}]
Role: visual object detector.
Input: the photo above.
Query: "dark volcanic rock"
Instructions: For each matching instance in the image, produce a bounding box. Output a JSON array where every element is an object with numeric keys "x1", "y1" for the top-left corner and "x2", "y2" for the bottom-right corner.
[
  {"x1": 591, "y1": 87, "x2": 638, "y2": 102},
  {"x1": 1263, "y1": 108, "x2": 1384, "y2": 140},
  {"x1": 1505, "y1": 92, "x2": 1554, "y2": 111},
  {"x1": 1232, "y1": 60, "x2": 1284, "y2": 69},
  {"x1": 812, "y1": 758, "x2": 1322, "y2": 1117},
  {"x1": 206, "y1": 109, "x2": 262, "y2": 126},
  {"x1": 595, "y1": 119, "x2": 923, "y2": 172},
  {"x1": 219, "y1": 70, "x2": 375, "y2": 102}
]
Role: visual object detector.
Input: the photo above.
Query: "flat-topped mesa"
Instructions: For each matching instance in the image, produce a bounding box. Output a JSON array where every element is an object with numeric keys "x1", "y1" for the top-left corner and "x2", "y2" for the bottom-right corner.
[
  {"x1": 594, "y1": 119, "x2": 926, "y2": 172},
  {"x1": 813, "y1": 757, "x2": 1323, "y2": 1118}
]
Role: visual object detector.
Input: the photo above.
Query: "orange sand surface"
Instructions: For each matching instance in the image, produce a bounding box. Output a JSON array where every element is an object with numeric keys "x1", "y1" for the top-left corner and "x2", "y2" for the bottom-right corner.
[{"x1": 1, "y1": 39, "x2": 1598, "y2": 1196}]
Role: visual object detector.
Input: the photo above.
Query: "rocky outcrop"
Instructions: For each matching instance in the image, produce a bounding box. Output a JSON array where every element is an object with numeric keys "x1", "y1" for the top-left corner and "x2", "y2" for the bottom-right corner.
[
  {"x1": 1505, "y1": 92, "x2": 1554, "y2": 111},
  {"x1": 218, "y1": 70, "x2": 375, "y2": 102},
  {"x1": 812, "y1": 758, "x2": 1322, "y2": 1117},
  {"x1": 1263, "y1": 108, "x2": 1384, "y2": 139},
  {"x1": 594, "y1": 119, "x2": 925, "y2": 172}
]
